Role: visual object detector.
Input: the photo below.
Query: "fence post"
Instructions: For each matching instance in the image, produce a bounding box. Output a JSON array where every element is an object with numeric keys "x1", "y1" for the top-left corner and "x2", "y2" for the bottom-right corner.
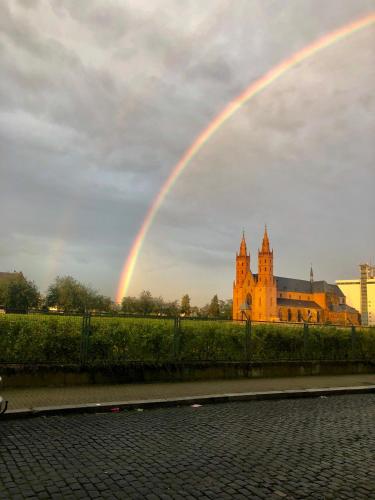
[
  {"x1": 173, "y1": 316, "x2": 181, "y2": 361},
  {"x1": 303, "y1": 322, "x2": 309, "y2": 360},
  {"x1": 80, "y1": 313, "x2": 91, "y2": 367},
  {"x1": 351, "y1": 325, "x2": 356, "y2": 360},
  {"x1": 245, "y1": 319, "x2": 251, "y2": 361}
]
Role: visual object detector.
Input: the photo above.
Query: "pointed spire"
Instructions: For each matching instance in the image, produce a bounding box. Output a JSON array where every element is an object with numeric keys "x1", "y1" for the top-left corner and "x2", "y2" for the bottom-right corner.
[
  {"x1": 310, "y1": 264, "x2": 314, "y2": 283},
  {"x1": 239, "y1": 231, "x2": 247, "y2": 256},
  {"x1": 261, "y1": 225, "x2": 270, "y2": 253}
]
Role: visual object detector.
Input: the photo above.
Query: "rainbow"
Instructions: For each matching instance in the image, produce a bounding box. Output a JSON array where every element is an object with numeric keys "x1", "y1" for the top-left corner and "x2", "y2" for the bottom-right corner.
[{"x1": 116, "y1": 13, "x2": 375, "y2": 303}]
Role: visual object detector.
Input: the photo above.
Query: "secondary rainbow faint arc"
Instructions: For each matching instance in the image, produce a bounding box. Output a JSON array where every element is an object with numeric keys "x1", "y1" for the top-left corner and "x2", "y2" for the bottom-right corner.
[{"x1": 116, "y1": 13, "x2": 375, "y2": 302}]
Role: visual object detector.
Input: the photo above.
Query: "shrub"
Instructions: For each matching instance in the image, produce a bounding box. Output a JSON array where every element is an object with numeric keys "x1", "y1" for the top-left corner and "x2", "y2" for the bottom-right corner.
[{"x1": 0, "y1": 314, "x2": 374, "y2": 365}]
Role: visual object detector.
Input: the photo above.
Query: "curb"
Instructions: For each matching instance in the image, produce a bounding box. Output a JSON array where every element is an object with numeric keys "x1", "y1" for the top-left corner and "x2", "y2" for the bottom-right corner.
[{"x1": 2, "y1": 385, "x2": 375, "y2": 420}]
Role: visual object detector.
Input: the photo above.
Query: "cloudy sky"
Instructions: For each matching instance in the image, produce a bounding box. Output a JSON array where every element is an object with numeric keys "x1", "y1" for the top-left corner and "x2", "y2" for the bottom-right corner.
[{"x1": 0, "y1": 0, "x2": 374, "y2": 305}]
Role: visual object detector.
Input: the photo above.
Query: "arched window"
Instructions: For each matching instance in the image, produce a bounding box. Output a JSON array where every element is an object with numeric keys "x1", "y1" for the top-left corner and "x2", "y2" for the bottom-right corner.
[
  {"x1": 317, "y1": 311, "x2": 320, "y2": 322},
  {"x1": 287, "y1": 309, "x2": 292, "y2": 321},
  {"x1": 297, "y1": 310, "x2": 302, "y2": 322}
]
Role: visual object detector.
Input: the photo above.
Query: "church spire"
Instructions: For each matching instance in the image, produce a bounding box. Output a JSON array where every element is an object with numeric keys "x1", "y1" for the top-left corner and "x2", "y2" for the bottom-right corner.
[
  {"x1": 239, "y1": 230, "x2": 247, "y2": 256},
  {"x1": 310, "y1": 264, "x2": 314, "y2": 283},
  {"x1": 261, "y1": 225, "x2": 270, "y2": 253}
]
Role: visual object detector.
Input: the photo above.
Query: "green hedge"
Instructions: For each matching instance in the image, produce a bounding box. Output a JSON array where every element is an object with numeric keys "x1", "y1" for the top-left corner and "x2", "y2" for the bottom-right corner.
[
  {"x1": 88, "y1": 317, "x2": 174, "y2": 363},
  {"x1": 0, "y1": 314, "x2": 374, "y2": 365},
  {"x1": 0, "y1": 314, "x2": 81, "y2": 364}
]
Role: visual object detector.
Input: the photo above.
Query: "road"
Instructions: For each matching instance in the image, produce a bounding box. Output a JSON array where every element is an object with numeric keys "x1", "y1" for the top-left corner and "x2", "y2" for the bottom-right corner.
[{"x1": 1, "y1": 395, "x2": 374, "y2": 499}]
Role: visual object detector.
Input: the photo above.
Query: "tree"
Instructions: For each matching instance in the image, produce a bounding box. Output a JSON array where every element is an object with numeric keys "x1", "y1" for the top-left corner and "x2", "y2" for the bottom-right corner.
[
  {"x1": 89, "y1": 293, "x2": 113, "y2": 312},
  {"x1": 208, "y1": 294, "x2": 220, "y2": 317},
  {"x1": 46, "y1": 276, "x2": 86, "y2": 312},
  {"x1": 0, "y1": 275, "x2": 40, "y2": 311},
  {"x1": 162, "y1": 300, "x2": 179, "y2": 316},
  {"x1": 138, "y1": 290, "x2": 154, "y2": 315},
  {"x1": 198, "y1": 303, "x2": 210, "y2": 317},
  {"x1": 46, "y1": 276, "x2": 112, "y2": 312},
  {"x1": 219, "y1": 299, "x2": 233, "y2": 319},
  {"x1": 121, "y1": 296, "x2": 139, "y2": 314},
  {"x1": 180, "y1": 294, "x2": 191, "y2": 316}
]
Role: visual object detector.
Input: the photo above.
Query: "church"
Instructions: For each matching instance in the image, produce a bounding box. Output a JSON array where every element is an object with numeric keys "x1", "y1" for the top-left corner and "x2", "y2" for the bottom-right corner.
[{"x1": 232, "y1": 228, "x2": 360, "y2": 325}]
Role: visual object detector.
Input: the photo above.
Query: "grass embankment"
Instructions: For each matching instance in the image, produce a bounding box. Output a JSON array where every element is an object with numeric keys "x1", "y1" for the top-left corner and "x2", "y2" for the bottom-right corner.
[{"x1": 0, "y1": 314, "x2": 374, "y2": 365}]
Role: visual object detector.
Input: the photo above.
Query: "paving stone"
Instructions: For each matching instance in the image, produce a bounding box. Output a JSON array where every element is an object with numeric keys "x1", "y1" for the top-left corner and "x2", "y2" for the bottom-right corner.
[{"x1": 0, "y1": 395, "x2": 374, "y2": 499}]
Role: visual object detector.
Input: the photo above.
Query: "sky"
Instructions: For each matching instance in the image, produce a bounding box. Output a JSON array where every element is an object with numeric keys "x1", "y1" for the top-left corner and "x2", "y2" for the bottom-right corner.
[{"x1": 0, "y1": 0, "x2": 374, "y2": 306}]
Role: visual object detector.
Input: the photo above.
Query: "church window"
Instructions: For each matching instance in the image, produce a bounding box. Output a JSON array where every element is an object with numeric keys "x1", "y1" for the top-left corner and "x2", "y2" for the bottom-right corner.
[
  {"x1": 287, "y1": 309, "x2": 292, "y2": 321},
  {"x1": 264, "y1": 267, "x2": 266, "y2": 272},
  {"x1": 297, "y1": 310, "x2": 302, "y2": 322}
]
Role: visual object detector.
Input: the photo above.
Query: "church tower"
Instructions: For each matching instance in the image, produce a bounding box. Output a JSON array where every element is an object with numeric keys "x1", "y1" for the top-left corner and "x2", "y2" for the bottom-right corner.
[
  {"x1": 256, "y1": 226, "x2": 277, "y2": 321},
  {"x1": 236, "y1": 231, "x2": 250, "y2": 286},
  {"x1": 258, "y1": 226, "x2": 273, "y2": 284},
  {"x1": 232, "y1": 232, "x2": 251, "y2": 320}
]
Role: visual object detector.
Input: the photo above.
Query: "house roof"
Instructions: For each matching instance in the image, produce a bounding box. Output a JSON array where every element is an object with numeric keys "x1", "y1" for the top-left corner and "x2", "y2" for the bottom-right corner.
[
  {"x1": 275, "y1": 276, "x2": 345, "y2": 297},
  {"x1": 0, "y1": 272, "x2": 24, "y2": 284},
  {"x1": 277, "y1": 298, "x2": 322, "y2": 309}
]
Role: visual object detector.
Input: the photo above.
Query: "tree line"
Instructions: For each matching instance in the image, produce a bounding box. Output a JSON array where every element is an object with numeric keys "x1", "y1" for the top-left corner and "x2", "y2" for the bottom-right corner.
[
  {"x1": 0, "y1": 274, "x2": 232, "y2": 318},
  {"x1": 121, "y1": 291, "x2": 232, "y2": 318}
]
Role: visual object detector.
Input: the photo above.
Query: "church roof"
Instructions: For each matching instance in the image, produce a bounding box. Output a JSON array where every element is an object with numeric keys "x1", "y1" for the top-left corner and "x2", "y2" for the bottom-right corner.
[
  {"x1": 329, "y1": 303, "x2": 359, "y2": 314},
  {"x1": 277, "y1": 298, "x2": 322, "y2": 309},
  {"x1": 275, "y1": 276, "x2": 344, "y2": 297}
]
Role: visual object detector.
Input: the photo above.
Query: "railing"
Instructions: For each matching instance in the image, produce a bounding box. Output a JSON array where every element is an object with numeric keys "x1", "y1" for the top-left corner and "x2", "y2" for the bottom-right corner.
[{"x1": 0, "y1": 311, "x2": 373, "y2": 366}]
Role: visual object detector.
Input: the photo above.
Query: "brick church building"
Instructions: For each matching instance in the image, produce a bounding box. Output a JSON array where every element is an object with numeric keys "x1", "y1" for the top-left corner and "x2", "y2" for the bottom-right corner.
[{"x1": 232, "y1": 228, "x2": 360, "y2": 325}]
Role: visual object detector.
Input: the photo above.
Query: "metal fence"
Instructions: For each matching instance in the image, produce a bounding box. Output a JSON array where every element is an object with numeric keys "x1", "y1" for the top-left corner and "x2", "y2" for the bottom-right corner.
[{"x1": 0, "y1": 311, "x2": 374, "y2": 366}]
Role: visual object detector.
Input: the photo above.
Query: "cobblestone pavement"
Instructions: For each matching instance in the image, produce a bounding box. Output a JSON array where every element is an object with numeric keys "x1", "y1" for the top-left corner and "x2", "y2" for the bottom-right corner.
[{"x1": 1, "y1": 395, "x2": 374, "y2": 499}]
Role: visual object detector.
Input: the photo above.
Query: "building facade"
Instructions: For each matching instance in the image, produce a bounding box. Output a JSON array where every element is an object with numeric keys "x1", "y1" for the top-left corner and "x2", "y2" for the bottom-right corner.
[
  {"x1": 232, "y1": 229, "x2": 360, "y2": 325},
  {"x1": 336, "y1": 264, "x2": 375, "y2": 326}
]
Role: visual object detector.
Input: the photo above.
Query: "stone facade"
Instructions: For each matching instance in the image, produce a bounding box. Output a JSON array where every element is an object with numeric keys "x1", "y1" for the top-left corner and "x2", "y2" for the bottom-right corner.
[{"x1": 232, "y1": 229, "x2": 360, "y2": 325}]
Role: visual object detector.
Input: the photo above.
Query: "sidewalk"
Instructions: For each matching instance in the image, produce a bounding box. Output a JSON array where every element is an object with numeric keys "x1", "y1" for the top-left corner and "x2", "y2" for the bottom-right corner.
[{"x1": 3, "y1": 373, "x2": 375, "y2": 411}]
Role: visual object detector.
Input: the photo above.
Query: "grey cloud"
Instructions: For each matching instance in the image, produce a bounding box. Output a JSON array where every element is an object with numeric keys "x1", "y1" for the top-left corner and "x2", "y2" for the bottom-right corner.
[{"x1": 1, "y1": 0, "x2": 374, "y2": 300}]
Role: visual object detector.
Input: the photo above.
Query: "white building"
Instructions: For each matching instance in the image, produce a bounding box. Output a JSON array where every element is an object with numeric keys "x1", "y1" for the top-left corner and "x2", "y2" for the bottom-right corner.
[{"x1": 336, "y1": 264, "x2": 375, "y2": 326}]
